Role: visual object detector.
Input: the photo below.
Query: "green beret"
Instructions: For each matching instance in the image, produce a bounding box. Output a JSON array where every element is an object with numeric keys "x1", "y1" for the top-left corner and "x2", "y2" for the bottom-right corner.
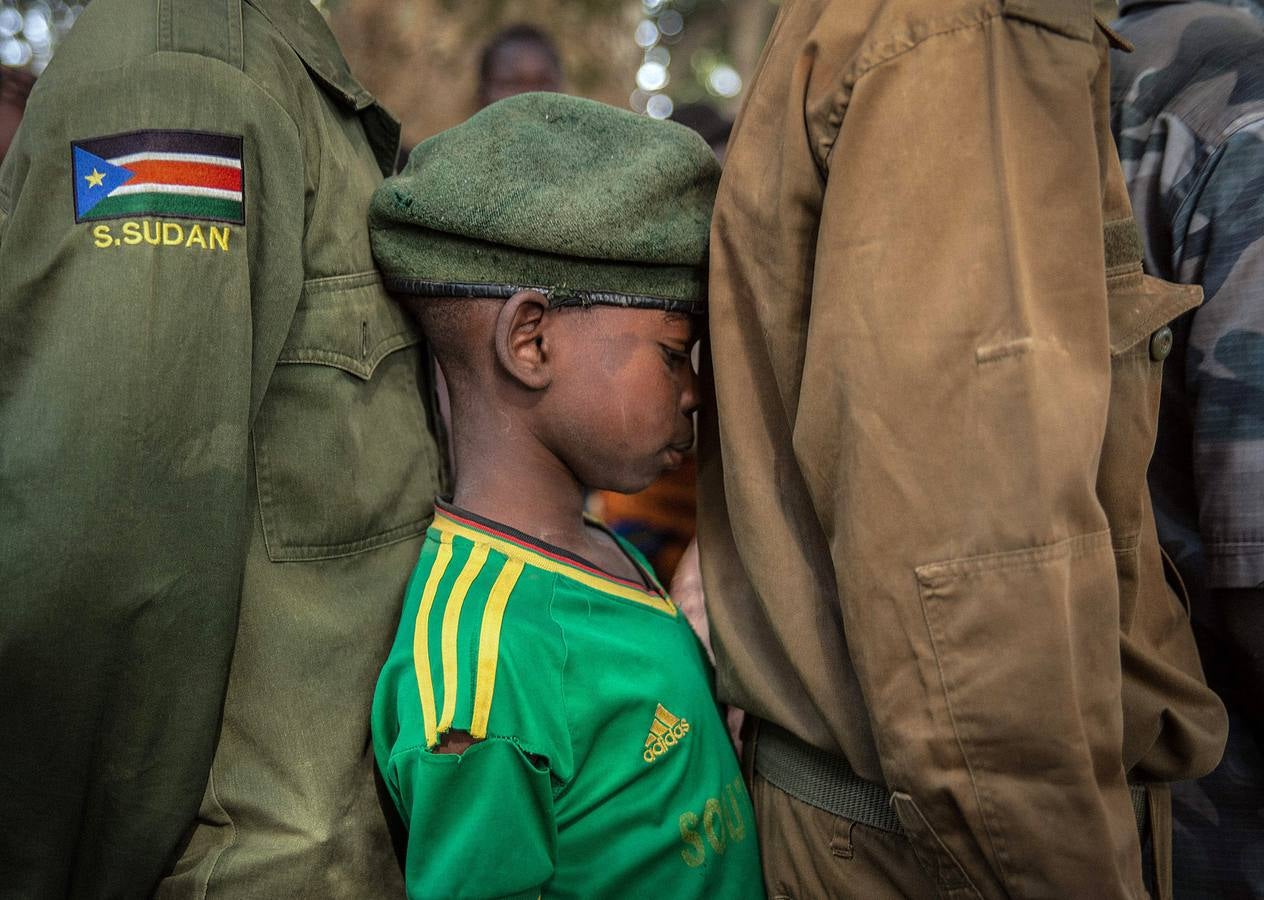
[{"x1": 369, "y1": 92, "x2": 720, "y2": 312}]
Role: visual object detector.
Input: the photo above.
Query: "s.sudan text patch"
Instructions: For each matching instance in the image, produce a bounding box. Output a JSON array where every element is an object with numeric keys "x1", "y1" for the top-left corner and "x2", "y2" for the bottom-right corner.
[{"x1": 71, "y1": 129, "x2": 244, "y2": 225}]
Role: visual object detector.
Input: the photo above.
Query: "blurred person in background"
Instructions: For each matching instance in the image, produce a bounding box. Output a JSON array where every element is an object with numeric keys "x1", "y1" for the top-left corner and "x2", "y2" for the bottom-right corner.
[
  {"x1": 405, "y1": 23, "x2": 567, "y2": 506},
  {"x1": 672, "y1": 102, "x2": 733, "y2": 163},
  {"x1": 698, "y1": 0, "x2": 1227, "y2": 897},
  {"x1": 477, "y1": 24, "x2": 564, "y2": 110},
  {"x1": 1111, "y1": 1, "x2": 1264, "y2": 894},
  {"x1": 0, "y1": 66, "x2": 35, "y2": 165},
  {"x1": 408, "y1": 23, "x2": 568, "y2": 443},
  {"x1": 395, "y1": 23, "x2": 563, "y2": 173}
]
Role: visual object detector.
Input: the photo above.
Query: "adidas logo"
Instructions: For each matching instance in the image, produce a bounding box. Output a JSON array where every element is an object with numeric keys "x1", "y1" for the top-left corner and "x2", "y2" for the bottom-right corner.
[{"x1": 643, "y1": 703, "x2": 690, "y2": 764}]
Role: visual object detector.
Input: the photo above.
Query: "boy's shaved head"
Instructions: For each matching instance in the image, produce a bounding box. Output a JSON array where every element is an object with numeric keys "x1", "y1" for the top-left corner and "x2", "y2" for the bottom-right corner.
[{"x1": 405, "y1": 296, "x2": 499, "y2": 381}]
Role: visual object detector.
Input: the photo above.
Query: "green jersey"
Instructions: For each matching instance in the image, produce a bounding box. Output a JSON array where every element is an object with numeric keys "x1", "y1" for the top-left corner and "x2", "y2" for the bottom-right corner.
[{"x1": 372, "y1": 500, "x2": 762, "y2": 899}]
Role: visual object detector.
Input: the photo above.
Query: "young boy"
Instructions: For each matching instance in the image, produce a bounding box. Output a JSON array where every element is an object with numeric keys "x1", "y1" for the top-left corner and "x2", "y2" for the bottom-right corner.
[{"x1": 367, "y1": 93, "x2": 762, "y2": 899}]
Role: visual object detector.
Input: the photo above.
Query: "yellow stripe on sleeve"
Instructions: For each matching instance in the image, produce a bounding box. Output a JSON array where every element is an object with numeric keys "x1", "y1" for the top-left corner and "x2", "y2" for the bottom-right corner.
[
  {"x1": 437, "y1": 543, "x2": 490, "y2": 736},
  {"x1": 413, "y1": 540, "x2": 453, "y2": 749},
  {"x1": 470, "y1": 557, "x2": 525, "y2": 739}
]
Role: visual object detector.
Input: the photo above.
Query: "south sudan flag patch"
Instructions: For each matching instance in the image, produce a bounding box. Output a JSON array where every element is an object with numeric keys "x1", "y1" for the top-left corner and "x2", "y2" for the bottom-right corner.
[{"x1": 71, "y1": 129, "x2": 244, "y2": 224}]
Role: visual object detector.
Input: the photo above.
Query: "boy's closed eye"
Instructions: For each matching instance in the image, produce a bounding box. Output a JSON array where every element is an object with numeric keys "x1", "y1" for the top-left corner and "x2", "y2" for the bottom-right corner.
[
  {"x1": 659, "y1": 312, "x2": 698, "y2": 366},
  {"x1": 661, "y1": 344, "x2": 692, "y2": 366}
]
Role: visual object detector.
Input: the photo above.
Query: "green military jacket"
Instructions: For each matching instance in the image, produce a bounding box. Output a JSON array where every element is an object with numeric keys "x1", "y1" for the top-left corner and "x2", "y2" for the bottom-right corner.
[{"x1": 0, "y1": 0, "x2": 443, "y2": 896}]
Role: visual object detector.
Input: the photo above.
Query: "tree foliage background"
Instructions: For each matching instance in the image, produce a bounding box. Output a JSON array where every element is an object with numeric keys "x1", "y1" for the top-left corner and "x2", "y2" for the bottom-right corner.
[
  {"x1": 327, "y1": 0, "x2": 776, "y2": 145},
  {"x1": 1, "y1": 0, "x2": 778, "y2": 146},
  {"x1": 331, "y1": 0, "x2": 638, "y2": 145},
  {"x1": 5, "y1": 0, "x2": 1170, "y2": 151}
]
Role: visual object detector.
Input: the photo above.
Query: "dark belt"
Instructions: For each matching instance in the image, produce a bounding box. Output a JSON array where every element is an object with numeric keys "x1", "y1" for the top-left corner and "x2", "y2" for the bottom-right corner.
[{"x1": 754, "y1": 720, "x2": 1149, "y2": 838}]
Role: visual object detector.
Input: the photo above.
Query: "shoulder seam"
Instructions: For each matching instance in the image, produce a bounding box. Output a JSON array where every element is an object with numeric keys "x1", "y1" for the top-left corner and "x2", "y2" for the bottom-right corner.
[
  {"x1": 854, "y1": 9, "x2": 1004, "y2": 84},
  {"x1": 77, "y1": 48, "x2": 304, "y2": 142},
  {"x1": 821, "y1": 8, "x2": 1004, "y2": 168}
]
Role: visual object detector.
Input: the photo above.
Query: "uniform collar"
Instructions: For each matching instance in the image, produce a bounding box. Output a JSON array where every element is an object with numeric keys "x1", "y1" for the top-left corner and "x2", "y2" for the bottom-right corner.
[
  {"x1": 243, "y1": 0, "x2": 375, "y2": 110},
  {"x1": 242, "y1": 0, "x2": 400, "y2": 175}
]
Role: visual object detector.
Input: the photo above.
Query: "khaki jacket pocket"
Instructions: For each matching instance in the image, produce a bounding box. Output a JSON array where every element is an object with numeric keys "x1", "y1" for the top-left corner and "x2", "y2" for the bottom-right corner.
[
  {"x1": 1106, "y1": 269, "x2": 1199, "y2": 359},
  {"x1": 253, "y1": 271, "x2": 439, "y2": 561},
  {"x1": 1098, "y1": 266, "x2": 1199, "y2": 577},
  {"x1": 890, "y1": 793, "x2": 981, "y2": 899},
  {"x1": 1100, "y1": 265, "x2": 1224, "y2": 780},
  {"x1": 913, "y1": 531, "x2": 1131, "y2": 896}
]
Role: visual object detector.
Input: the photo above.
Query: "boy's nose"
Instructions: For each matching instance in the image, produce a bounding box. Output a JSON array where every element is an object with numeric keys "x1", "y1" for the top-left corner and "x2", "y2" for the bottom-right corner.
[{"x1": 680, "y1": 366, "x2": 700, "y2": 417}]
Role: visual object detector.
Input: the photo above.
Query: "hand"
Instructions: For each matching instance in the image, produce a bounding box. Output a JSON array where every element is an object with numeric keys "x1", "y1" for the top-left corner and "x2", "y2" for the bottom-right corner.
[
  {"x1": 670, "y1": 537, "x2": 712, "y2": 664},
  {"x1": 669, "y1": 538, "x2": 747, "y2": 752}
]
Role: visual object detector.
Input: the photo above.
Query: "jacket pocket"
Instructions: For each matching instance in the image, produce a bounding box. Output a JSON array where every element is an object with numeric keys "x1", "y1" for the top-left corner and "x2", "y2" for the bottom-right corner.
[
  {"x1": 252, "y1": 271, "x2": 440, "y2": 561},
  {"x1": 1097, "y1": 264, "x2": 1200, "y2": 547},
  {"x1": 914, "y1": 531, "x2": 1121, "y2": 897},
  {"x1": 1106, "y1": 268, "x2": 1199, "y2": 358},
  {"x1": 889, "y1": 793, "x2": 981, "y2": 899}
]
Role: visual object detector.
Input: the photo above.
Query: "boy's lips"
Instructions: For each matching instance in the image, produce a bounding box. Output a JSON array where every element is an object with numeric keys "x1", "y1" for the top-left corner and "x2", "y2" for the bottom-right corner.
[{"x1": 663, "y1": 440, "x2": 693, "y2": 468}]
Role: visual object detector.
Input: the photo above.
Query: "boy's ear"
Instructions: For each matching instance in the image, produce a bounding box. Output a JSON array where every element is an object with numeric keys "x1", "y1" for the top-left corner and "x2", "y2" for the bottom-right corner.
[{"x1": 494, "y1": 290, "x2": 553, "y2": 390}]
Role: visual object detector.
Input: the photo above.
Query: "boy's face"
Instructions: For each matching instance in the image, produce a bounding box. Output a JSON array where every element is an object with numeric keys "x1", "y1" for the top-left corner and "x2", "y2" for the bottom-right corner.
[{"x1": 544, "y1": 307, "x2": 699, "y2": 494}]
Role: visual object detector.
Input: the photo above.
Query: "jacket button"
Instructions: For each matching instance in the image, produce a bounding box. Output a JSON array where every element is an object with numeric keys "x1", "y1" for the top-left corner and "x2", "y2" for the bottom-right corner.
[{"x1": 1149, "y1": 326, "x2": 1174, "y2": 361}]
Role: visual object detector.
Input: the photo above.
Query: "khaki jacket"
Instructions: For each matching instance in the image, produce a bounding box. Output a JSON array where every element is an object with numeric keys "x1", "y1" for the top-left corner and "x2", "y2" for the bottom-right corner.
[
  {"x1": 698, "y1": 1, "x2": 1228, "y2": 895},
  {"x1": 0, "y1": 0, "x2": 442, "y2": 895}
]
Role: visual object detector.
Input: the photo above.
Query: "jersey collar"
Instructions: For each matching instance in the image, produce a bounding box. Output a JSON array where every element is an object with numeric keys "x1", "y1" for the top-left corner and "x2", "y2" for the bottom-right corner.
[{"x1": 431, "y1": 499, "x2": 675, "y2": 616}]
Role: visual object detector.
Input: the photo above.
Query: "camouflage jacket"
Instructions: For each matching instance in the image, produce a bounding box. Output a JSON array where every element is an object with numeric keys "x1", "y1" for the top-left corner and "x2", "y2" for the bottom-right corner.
[{"x1": 1111, "y1": 0, "x2": 1264, "y2": 604}]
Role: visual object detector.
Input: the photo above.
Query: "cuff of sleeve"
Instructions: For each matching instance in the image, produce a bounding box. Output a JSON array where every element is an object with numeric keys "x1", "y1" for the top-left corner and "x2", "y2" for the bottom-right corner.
[{"x1": 1207, "y1": 542, "x2": 1264, "y2": 590}]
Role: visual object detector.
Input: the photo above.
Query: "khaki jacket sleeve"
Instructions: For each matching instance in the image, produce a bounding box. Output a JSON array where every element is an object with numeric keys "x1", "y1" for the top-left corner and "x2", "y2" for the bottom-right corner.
[
  {"x1": 794, "y1": 13, "x2": 1145, "y2": 898},
  {"x1": 0, "y1": 49, "x2": 305, "y2": 895}
]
